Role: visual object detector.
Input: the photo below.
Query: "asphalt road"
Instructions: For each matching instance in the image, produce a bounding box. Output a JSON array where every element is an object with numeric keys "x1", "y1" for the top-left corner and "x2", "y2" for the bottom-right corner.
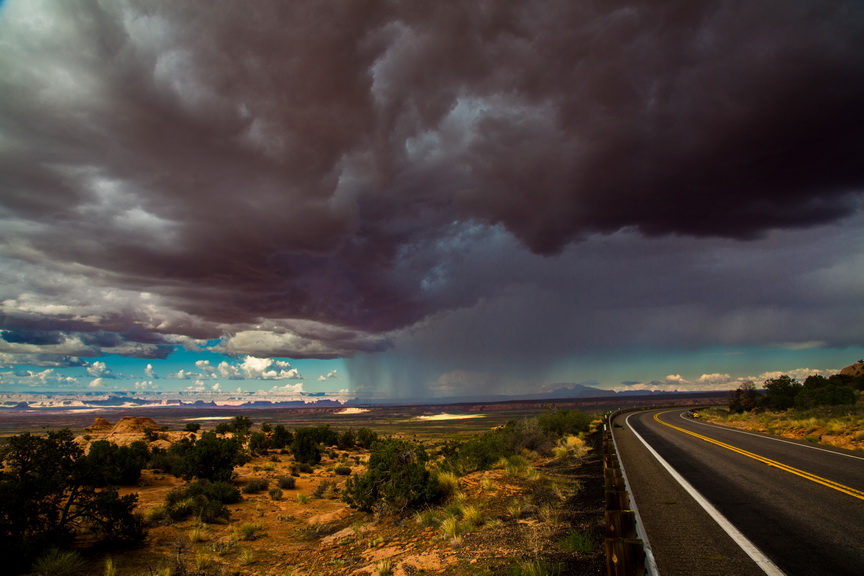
[{"x1": 612, "y1": 409, "x2": 864, "y2": 576}]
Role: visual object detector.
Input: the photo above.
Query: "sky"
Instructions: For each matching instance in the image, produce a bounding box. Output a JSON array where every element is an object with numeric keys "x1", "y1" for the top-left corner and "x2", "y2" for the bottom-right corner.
[{"x1": 1, "y1": 1, "x2": 863, "y2": 400}]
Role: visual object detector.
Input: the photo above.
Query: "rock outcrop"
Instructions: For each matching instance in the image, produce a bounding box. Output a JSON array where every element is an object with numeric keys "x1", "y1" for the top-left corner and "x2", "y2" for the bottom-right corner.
[
  {"x1": 840, "y1": 362, "x2": 864, "y2": 378},
  {"x1": 85, "y1": 416, "x2": 113, "y2": 432}
]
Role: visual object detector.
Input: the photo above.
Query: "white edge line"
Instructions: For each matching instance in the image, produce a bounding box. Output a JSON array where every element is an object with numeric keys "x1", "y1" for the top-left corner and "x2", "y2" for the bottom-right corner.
[
  {"x1": 609, "y1": 414, "x2": 661, "y2": 576},
  {"x1": 623, "y1": 412, "x2": 786, "y2": 576},
  {"x1": 680, "y1": 411, "x2": 864, "y2": 462}
]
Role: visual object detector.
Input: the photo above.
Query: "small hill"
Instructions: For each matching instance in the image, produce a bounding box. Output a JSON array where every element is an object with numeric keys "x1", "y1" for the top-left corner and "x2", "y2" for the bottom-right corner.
[
  {"x1": 840, "y1": 361, "x2": 864, "y2": 378},
  {"x1": 85, "y1": 417, "x2": 113, "y2": 432},
  {"x1": 111, "y1": 416, "x2": 161, "y2": 434}
]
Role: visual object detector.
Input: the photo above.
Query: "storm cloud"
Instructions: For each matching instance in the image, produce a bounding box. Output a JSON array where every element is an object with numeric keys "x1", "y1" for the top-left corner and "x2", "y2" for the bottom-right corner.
[{"x1": 1, "y1": 1, "x2": 863, "y2": 391}]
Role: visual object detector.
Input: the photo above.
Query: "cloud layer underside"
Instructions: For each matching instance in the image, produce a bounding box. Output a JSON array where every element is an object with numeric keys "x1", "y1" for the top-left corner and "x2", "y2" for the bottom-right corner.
[{"x1": 1, "y1": 1, "x2": 863, "y2": 357}]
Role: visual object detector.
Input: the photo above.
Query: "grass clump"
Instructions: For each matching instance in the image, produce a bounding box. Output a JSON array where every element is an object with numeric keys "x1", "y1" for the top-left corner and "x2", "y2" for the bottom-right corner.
[
  {"x1": 269, "y1": 487, "x2": 284, "y2": 500},
  {"x1": 104, "y1": 557, "x2": 117, "y2": 576},
  {"x1": 509, "y1": 559, "x2": 562, "y2": 576},
  {"x1": 375, "y1": 558, "x2": 393, "y2": 576},
  {"x1": 414, "y1": 508, "x2": 439, "y2": 527},
  {"x1": 236, "y1": 522, "x2": 265, "y2": 541},
  {"x1": 189, "y1": 525, "x2": 208, "y2": 543},
  {"x1": 558, "y1": 529, "x2": 595, "y2": 554},
  {"x1": 194, "y1": 551, "x2": 213, "y2": 572},
  {"x1": 436, "y1": 471, "x2": 461, "y2": 498},
  {"x1": 31, "y1": 549, "x2": 86, "y2": 576}
]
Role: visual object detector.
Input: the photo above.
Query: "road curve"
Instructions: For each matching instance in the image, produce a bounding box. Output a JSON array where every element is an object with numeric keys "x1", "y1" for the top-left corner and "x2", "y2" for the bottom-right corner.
[{"x1": 612, "y1": 408, "x2": 864, "y2": 576}]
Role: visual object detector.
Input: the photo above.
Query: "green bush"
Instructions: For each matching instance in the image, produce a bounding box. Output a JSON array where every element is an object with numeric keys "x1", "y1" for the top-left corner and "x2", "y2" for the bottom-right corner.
[
  {"x1": 342, "y1": 438, "x2": 440, "y2": 513},
  {"x1": 82, "y1": 440, "x2": 149, "y2": 486},
  {"x1": 355, "y1": 427, "x2": 379, "y2": 448},
  {"x1": 277, "y1": 475, "x2": 296, "y2": 489},
  {"x1": 186, "y1": 479, "x2": 241, "y2": 504},
  {"x1": 537, "y1": 408, "x2": 592, "y2": 437},
  {"x1": 795, "y1": 384, "x2": 857, "y2": 409},
  {"x1": 334, "y1": 466, "x2": 352, "y2": 476},
  {"x1": 248, "y1": 431, "x2": 271, "y2": 455},
  {"x1": 243, "y1": 478, "x2": 269, "y2": 494},
  {"x1": 270, "y1": 424, "x2": 294, "y2": 449},
  {"x1": 313, "y1": 480, "x2": 336, "y2": 499},
  {"x1": 162, "y1": 480, "x2": 239, "y2": 524},
  {"x1": 0, "y1": 430, "x2": 146, "y2": 573},
  {"x1": 165, "y1": 431, "x2": 249, "y2": 482}
]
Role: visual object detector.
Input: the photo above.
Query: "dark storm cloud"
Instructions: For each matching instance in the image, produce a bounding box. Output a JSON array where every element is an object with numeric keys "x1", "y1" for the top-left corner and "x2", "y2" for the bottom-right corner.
[{"x1": 1, "y1": 0, "x2": 863, "y2": 361}]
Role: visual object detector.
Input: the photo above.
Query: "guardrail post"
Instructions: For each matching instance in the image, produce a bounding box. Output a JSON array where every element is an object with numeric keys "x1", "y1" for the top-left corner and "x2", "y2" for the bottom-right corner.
[
  {"x1": 605, "y1": 510, "x2": 637, "y2": 539},
  {"x1": 606, "y1": 538, "x2": 647, "y2": 576},
  {"x1": 604, "y1": 411, "x2": 651, "y2": 576}
]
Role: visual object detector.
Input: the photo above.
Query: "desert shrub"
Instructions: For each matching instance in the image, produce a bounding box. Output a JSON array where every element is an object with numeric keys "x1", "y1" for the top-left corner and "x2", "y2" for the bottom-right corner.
[
  {"x1": 186, "y1": 479, "x2": 242, "y2": 504},
  {"x1": 270, "y1": 424, "x2": 293, "y2": 449},
  {"x1": 269, "y1": 488, "x2": 283, "y2": 500},
  {"x1": 184, "y1": 422, "x2": 201, "y2": 433},
  {"x1": 163, "y1": 480, "x2": 237, "y2": 524},
  {"x1": 337, "y1": 429, "x2": 356, "y2": 449},
  {"x1": 166, "y1": 431, "x2": 249, "y2": 482},
  {"x1": 243, "y1": 478, "x2": 269, "y2": 494},
  {"x1": 214, "y1": 422, "x2": 232, "y2": 434},
  {"x1": 728, "y1": 381, "x2": 762, "y2": 413},
  {"x1": 277, "y1": 475, "x2": 297, "y2": 489},
  {"x1": 763, "y1": 375, "x2": 803, "y2": 410},
  {"x1": 248, "y1": 431, "x2": 271, "y2": 455},
  {"x1": 0, "y1": 430, "x2": 145, "y2": 573},
  {"x1": 230, "y1": 416, "x2": 253, "y2": 435},
  {"x1": 795, "y1": 384, "x2": 857, "y2": 409},
  {"x1": 342, "y1": 438, "x2": 440, "y2": 513},
  {"x1": 291, "y1": 428, "x2": 323, "y2": 465},
  {"x1": 445, "y1": 424, "x2": 519, "y2": 472},
  {"x1": 355, "y1": 427, "x2": 379, "y2": 448},
  {"x1": 146, "y1": 505, "x2": 169, "y2": 525},
  {"x1": 334, "y1": 466, "x2": 352, "y2": 476},
  {"x1": 313, "y1": 480, "x2": 336, "y2": 499},
  {"x1": 537, "y1": 408, "x2": 592, "y2": 438},
  {"x1": 31, "y1": 548, "x2": 86, "y2": 576},
  {"x1": 82, "y1": 440, "x2": 149, "y2": 486}
]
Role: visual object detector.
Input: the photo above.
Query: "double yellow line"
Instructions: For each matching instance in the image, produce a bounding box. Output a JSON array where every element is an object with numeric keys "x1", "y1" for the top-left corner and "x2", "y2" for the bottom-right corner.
[{"x1": 654, "y1": 411, "x2": 864, "y2": 501}]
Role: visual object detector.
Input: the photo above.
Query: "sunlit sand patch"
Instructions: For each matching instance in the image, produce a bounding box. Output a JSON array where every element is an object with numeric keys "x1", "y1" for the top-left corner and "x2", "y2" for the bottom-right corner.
[
  {"x1": 414, "y1": 413, "x2": 485, "y2": 421},
  {"x1": 335, "y1": 407, "x2": 369, "y2": 415}
]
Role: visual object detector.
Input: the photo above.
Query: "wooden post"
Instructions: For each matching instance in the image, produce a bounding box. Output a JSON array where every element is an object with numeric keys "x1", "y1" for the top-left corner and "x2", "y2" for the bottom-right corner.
[
  {"x1": 605, "y1": 510, "x2": 637, "y2": 539},
  {"x1": 605, "y1": 489, "x2": 630, "y2": 510},
  {"x1": 606, "y1": 538, "x2": 646, "y2": 576}
]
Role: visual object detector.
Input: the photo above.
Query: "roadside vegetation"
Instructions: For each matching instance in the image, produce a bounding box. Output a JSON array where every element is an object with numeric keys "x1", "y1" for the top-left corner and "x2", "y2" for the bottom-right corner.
[
  {"x1": 0, "y1": 409, "x2": 605, "y2": 575},
  {"x1": 700, "y1": 363, "x2": 864, "y2": 451}
]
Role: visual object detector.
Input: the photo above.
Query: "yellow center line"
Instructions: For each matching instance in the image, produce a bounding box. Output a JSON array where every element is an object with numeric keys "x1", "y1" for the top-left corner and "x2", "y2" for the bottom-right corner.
[{"x1": 653, "y1": 410, "x2": 864, "y2": 501}]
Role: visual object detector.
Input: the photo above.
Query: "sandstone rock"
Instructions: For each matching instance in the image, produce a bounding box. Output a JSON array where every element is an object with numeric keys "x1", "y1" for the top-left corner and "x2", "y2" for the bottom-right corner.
[
  {"x1": 840, "y1": 362, "x2": 864, "y2": 378},
  {"x1": 85, "y1": 416, "x2": 114, "y2": 432}
]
